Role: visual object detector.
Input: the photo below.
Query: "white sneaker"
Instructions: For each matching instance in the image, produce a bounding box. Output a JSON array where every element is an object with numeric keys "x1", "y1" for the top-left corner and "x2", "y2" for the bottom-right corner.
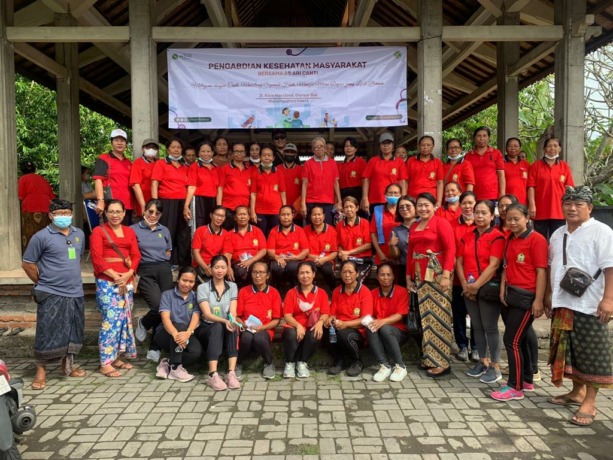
[
  {"x1": 283, "y1": 362, "x2": 296, "y2": 379},
  {"x1": 146, "y1": 349, "x2": 161, "y2": 363},
  {"x1": 373, "y1": 364, "x2": 392, "y2": 382},
  {"x1": 389, "y1": 364, "x2": 407, "y2": 382},
  {"x1": 135, "y1": 317, "x2": 147, "y2": 342},
  {"x1": 296, "y1": 361, "x2": 310, "y2": 378},
  {"x1": 167, "y1": 364, "x2": 194, "y2": 383},
  {"x1": 155, "y1": 358, "x2": 169, "y2": 379}
]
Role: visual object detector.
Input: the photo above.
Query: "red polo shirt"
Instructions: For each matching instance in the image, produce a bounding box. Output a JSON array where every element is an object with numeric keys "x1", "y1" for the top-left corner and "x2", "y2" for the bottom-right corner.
[
  {"x1": 363, "y1": 155, "x2": 408, "y2": 204},
  {"x1": 304, "y1": 223, "x2": 338, "y2": 258},
  {"x1": 251, "y1": 166, "x2": 286, "y2": 215},
  {"x1": 435, "y1": 205, "x2": 461, "y2": 223},
  {"x1": 504, "y1": 229, "x2": 548, "y2": 292},
  {"x1": 339, "y1": 156, "x2": 367, "y2": 189},
  {"x1": 302, "y1": 157, "x2": 339, "y2": 204},
  {"x1": 93, "y1": 152, "x2": 134, "y2": 209},
  {"x1": 237, "y1": 285, "x2": 282, "y2": 340},
  {"x1": 443, "y1": 159, "x2": 475, "y2": 192},
  {"x1": 18, "y1": 174, "x2": 55, "y2": 213},
  {"x1": 280, "y1": 163, "x2": 303, "y2": 210},
  {"x1": 371, "y1": 285, "x2": 409, "y2": 331},
  {"x1": 527, "y1": 159, "x2": 574, "y2": 220},
  {"x1": 405, "y1": 155, "x2": 444, "y2": 198},
  {"x1": 129, "y1": 157, "x2": 156, "y2": 214},
  {"x1": 150, "y1": 158, "x2": 189, "y2": 200},
  {"x1": 336, "y1": 217, "x2": 372, "y2": 258},
  {"x1": 191, "y1": 224, "x2": 226, "y2": 266},
  {"x1": 465, "y1": 147, "x2": 504, "y2": 200},
  {"x1": 458, "y1": 227, "x2": 505, "y2": 280},
  {"x1": 406, "y1": 215, "x2": 456, "y2": 278},
  {"x1": 283, "y1": 286, "x2": 331, "y2": 328},
  {"x1": 267, "y1": 224, "x2": 308, "y2": 256},
  {"x1": 187, "y1": 161, "x2": 219, "y2": 198},
  {"x1": 504, "y1": 157, "x2": 530, "y2": 205},
  {"x1": 218, "y1": 163, "x2": 252, "y2": 211},
  {"x1": 223, "y1": 224, "x2": 267, "y2": 262},
  {"x1": 370, "y1": 206, "x2": 398, "y2": 264},
  {"x1": 331, "y1": 283, "x2": 373, "y2": 336}
]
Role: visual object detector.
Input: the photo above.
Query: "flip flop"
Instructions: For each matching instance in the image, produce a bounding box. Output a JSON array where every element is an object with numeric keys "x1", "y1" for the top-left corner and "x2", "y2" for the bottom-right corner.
[
  {"x1": 548, "y1": 395, "x2": 582, "y2": 407},
  {"x1": 112, "y1": 360, "x2": 133, "y2": 370},
  {"x1": 100, "y1": 367, "x2": 122, "y2": 378},
  {"x1": 66, "y1": 368, "x2": 87, "y2": 378},
  {"x1": 570, "y1": 410, "x2": 597, "y2": 426},
  {"x1": 31, "y1": 379, "x2": 46, "y2": 390}
]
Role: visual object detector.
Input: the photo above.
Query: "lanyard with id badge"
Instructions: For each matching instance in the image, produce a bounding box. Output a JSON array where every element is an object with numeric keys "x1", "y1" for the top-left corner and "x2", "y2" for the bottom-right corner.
[{"x1": 67, "y1": 239, "x2": 77, "y2": 260}]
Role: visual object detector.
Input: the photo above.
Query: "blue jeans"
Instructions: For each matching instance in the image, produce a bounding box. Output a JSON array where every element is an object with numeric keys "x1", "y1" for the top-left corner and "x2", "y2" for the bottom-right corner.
[{"x1": 451, "y1": 285, "x2": 476, "y2": 350}]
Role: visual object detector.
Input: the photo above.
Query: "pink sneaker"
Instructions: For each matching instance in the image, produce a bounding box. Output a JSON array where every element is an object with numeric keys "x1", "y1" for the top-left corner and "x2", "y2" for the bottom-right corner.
[
  {"x1": 491, "y1": 385, "x2": 524, "y2": 401},
  {"x1": 523, "y1": 382, "x2": 535, "y2": 392},
  {"x1": 207, "y1": 372, "x2": 228, "y2": 391},
  {"x1": 167, "y1": 364, "x2": 195, "y2": 383},
  {"x1": 226, "y1": 370, "x2": 241, "y2": 390},
  {"x1": 155, "y1": 358, "x2": 170, "y2": 379}
]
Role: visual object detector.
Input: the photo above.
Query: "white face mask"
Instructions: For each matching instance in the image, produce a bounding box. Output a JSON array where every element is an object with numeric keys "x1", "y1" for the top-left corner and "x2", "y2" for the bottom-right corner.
[
  {"x1": 200, "y1": 158, "x2": 213, "y2": 164},
  {"x1": 143, "y1": 148, "x2": 158, "y2": 157},
  {"x1": 545, "y1": 153, "x2": 559, "y2": 160},
  {"x1": 250, "y1": 157, "x2": 261, "y2": 164}
]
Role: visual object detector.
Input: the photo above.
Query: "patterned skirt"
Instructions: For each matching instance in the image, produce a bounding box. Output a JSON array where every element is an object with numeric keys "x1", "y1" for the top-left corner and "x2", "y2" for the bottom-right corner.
[
  {"x1": 21, "y1": 212, "x2": 50, "y2": 253},
  {"x1": 96, "y1": 278, "x2": 137, "y2": 366}
]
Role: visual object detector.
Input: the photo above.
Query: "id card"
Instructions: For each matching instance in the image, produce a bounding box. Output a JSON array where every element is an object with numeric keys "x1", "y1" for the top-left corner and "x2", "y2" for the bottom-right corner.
[{"x1": 68, "y1": 247, "x2": 77, "y2": 260}]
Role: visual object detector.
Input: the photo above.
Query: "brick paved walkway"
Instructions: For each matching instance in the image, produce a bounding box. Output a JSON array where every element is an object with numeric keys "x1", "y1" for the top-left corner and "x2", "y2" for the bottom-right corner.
[{"x1": 6, "y1": 356, "x2": 612, "y2": 460}]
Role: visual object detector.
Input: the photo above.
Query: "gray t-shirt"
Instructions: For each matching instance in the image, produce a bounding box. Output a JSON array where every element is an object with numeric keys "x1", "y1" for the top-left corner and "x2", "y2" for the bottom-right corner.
[
  {"x1": 197, "y1": 280, "x2": 238, "y2": 322},
  {"x1": 159, "y1": 288, "x2": 199, "y2": 327}
]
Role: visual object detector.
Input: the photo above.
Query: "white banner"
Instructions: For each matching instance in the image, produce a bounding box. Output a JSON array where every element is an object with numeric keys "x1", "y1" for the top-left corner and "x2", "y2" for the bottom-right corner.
[{"x1": 167, "y1": 47, "x2": 407, "y2": 129}]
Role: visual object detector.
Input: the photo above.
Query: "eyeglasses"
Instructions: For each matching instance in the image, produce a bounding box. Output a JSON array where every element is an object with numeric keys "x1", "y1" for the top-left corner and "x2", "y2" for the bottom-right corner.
[
  {"x1": 313, "y1": 145, "x2": 325, "y2": 150},
  {"x1": 398, "y1": 205, "x2": 414, "y2": 210},
  {"x1": 212, "y1": 213, "x2": 226, "y2": 218},
  {"x1": 273, "y1": 135, "x2": 286, "y2": 140},
  {"x1": 51, "y1": 211, "x2": 72, "y2": 217},
  {"x1": 146, "y1": 210, "x2": 161, "y2": 216},
  {"x1": 106, "y1": 210, "x2": 124, "y2": 215},
  {"x1": 252, "y1": 271, "x2": 267, "y2": 276}
]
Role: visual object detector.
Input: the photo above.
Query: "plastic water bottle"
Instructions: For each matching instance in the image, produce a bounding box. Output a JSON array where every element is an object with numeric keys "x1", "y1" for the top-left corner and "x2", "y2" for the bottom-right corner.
[
  {"x1": 468, "y1": 273, "x2": 476, "y2": 284},
  {"x1": 329, "y1": 326, "x2": 337, "y2": 344}
]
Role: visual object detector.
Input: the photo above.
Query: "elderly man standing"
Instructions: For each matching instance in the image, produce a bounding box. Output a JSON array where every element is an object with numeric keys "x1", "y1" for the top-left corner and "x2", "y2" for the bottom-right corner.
[
  {"x1": 22, "y1": 199, "x2": 87, "y2": 390},
  {"x1": 546, "y1": 185, "x2": 613, "y2": 426}
]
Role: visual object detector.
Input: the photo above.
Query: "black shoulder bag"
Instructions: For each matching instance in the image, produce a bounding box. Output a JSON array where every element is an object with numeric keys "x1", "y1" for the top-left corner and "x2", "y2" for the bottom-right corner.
[
  {"x1": 559, "y1": 233, "x2": 601, "y2": 297},
  {"x1": 475, "y1": 234, "x2": 503, "y2": 303}
]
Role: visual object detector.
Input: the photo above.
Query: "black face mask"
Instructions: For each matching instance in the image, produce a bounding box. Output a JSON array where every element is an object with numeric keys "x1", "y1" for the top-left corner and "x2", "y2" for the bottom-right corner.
[{"x1": 284, "y1": 154, "x2": 297, "y2": 162}]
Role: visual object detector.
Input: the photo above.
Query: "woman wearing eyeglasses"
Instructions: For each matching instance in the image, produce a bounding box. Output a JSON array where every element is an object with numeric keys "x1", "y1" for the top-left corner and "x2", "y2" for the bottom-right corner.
[
  {"x1": 90, "y1": 199, "x2": 141, "y2": 378},
  {"x1": 131, "y1": 199, "x2": 173, "y2": 363}
]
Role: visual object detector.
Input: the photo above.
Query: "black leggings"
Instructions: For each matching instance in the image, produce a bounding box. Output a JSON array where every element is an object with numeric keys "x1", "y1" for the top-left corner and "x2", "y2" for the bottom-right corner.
[
  {"x1": 238, "y1": 330, "x2": 273, "y2": 365},
  {"x1": 257, "y1": 213, "x2": 280, "y2": 238},
  {"x1": 196, "y1": 321, "x2": 239, "y2": 361},
  {"x1": 138, "y1": 262, "x2": 174, "y2": 332},
  {"x1": 231, "y1": 262, "x2": 251, "y2": 288},
  {"x1": 194, "y1": 196, "x2": 216, "y2": 229},
  {"x1": 153, "y1": 323, "x2": 202, "y2": 367},
  {"x1": 159, "y1": 198, "x2": 191, "y2": 266},
  {"x1": 501, "y1": 306, "x2": 534, "y2": 391},
  {"x1": 316, "y1": 261, "x2": 336, "y2": 291},
  {"x1": 282, "y1": 327, "x2": 322, "y2": 363},
  {"x1": 328, "y1": 327, "x2": 364, "y2": 363},
  {"x1": 270, "y1": 260, "x2": 301, "y2": 287}
]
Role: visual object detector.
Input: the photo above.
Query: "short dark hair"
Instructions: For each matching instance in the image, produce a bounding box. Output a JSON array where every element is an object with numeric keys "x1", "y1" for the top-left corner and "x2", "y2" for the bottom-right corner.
[
  {"x1": 343, "y1": 137, "x2": 359, "y2": 149},
  {"x1": 473, "y1": 126, "x2": 491, "y2": 139},
  {"x1": 416, "y1": 192, "x2": 436, "y2": 206},
  {"x1": 166, "y1": 137, "x2": 184, "y2": 151},
  {"x1": 144, "y1": 199, "x2": 163, "y2": 213},
  {"x1": 49, "y1": 199, "x2": 73, "y2": 213},
  {"x1": 106, "y1": 199, "x2": 125, "y2": 211},
  {"x1": 178, "y1": 266, "x2": 197, "y2": 278}
]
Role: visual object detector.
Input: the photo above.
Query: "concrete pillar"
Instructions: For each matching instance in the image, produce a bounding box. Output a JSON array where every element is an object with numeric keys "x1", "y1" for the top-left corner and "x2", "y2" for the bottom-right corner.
[
  {"x1": 0, "y1": 1, "x2": 22, "y2": 271},
  {"x1": 55, "y1": 13, "x2": 83, "y2": 226},
  {"x1": 130, "y1": 0, "x2": 158, "y2": 159},
  {"x1": 496, "y1": 5, "x2": 520, "y2": 152},
  {"x1": 554, "y1": 0, "x2": 586, "y2": 184},
  {"x1": 417, "y1": 0, "x2": 443, "y2": 156}
]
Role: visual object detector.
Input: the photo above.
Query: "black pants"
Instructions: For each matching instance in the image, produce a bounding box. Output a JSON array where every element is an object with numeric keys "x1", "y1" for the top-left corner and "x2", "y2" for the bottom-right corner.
[
  {"x1": 307, "y1": 203, "x2": 334, "y2": 225},
  {"x1": 196, "y1": 321, "x2": 239, "y2": 361},
  {"x1": 257, "y1": 213, "x2": 280, "y2": 238},
  {"x1": 501, "y1": 306, "x2": 534, "y2": 391},
  {"x1": 222, "y1": 210, "x2": 236, "y2": 231},
  {"x1": 316, "y1": 261, "x2": 336, "y2": 291},
  {"x1": 282, "y1": 327, "x2": 322, "y2": 363},
  {"x1": 533, "y1": 219, "x2": 565, "y2": 241},
  {"x1": 138, "y1": 262, "x2": 174, "y2": 348},
  {"x1": 231, "y1": 262, "x2": 251, "y2": 288},
  {"x1": 194, "y1": 196, "x2": 216, "y2": 229},
  {"x1": 526, "y1": 325, "x2": 539, "y2": 373},
  {"x1": 366, "y1": 325, "x2": 408, "y2": 367},
  {"x1": 328, "y1": 327, "x2": 364, "y2": 363},
  {"x1": 159, "y1": 198, "x2": 191, "y2": 266},
  {"x1": 153, "y1": 323, "x2": 202, "y2": 367},
  {"x1": 238, "y1": 330, "x2": 273, "y2": 365},
  {"x1": 341, "y1": 186, "x2": 362, "y2": 203},
  {"x1": 270, "y1": 260, "x2": 301, "y2": 287},
  {"x1": 451, "y1": 285, "x2": 476, "y2": 350}
]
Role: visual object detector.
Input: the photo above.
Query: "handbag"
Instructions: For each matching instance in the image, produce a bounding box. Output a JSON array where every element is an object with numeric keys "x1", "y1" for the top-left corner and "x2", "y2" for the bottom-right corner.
[
  {"x1": 474, "y1": 231, "x2": 503, "y2": 303},
  {"x1": 306, "y1": 309, "x2": 321, "y2": 328},
  {"x1": 100, "y1": 225, "x2": 138, "y2": 290},
  {"x1": 559, "y1": 234, "x2": 601, "y2": 297},
  {"x1": 504, "y1": 284, "x2": 535, "y2": 311},
  {"x1": 406, "y1": 291, "x2": 422, "y2": 333}
]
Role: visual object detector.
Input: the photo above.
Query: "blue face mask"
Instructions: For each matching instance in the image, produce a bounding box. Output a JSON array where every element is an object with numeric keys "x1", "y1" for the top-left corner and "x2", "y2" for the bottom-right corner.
[
  {"x1": 53, "y1": 216, "x2": 72, "y2": 229},
  {"x1": 445, "y1": 196, "x2": 460, "y2": 204},
  {"x1": 386, "y1": 196, "x2": 400, "y2": 206}
]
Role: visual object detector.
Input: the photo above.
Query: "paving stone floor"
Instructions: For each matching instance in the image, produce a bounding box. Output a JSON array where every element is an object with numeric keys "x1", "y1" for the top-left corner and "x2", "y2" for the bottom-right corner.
[{"x1": 5, "y1": 356, "x2": 613, "y2": 460}]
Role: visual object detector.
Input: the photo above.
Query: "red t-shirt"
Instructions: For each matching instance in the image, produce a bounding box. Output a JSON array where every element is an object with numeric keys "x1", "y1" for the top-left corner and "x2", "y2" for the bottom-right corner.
[
  {"x1": 405, "y1": 156, "x2": 444, "y2": 198},
  {"x1": 339, "y1": 156, "x2": 367, "y2": 189},
  {"x1": 150, "y1": 158, "x2": 189, "y2": 200},
  {"x1": 93, "y1": 152, "x2": 134, "y2": 209},
  {"x1": 336, "y1": 217, "x2": 372, "y2": 258},
  {"x1": 363, "y1": 155, "x2": 408, "y2": 204},
  {"x1": 302, "y1": 157, "x2": 339, "y2": 204},
  {"x1": 129, "y1": 157, "x2": 156, "y2": 215},
  {"x1": 237, "y1": 285, "x2": 282, "y2": 340},
  {"x1": 187, "y1": 161, "x2": 219, "y2": 198},
  {"x1": 304, "y1": 223, "x2": 338, "y2": 258},
  {"x1": 18, "y1": 174, "x2": 55, "y2": 212},
  {"x1": 443, "y1": 160, "x2": 475, "y2": 192},
  {"x1": 503, "y1": 158, "x2": 530, "y2": 205},
  {"x1": 222, "y1": 224, "x2": 267, "y2": 262},
  {"x1": 218, "y1": 163, "x2": 252, "y2": 211},
  {"x1": 465, "y1": 147, "x2": 504, "y2": 200},
  {"x1": 406, "y1": 215, "x2": 456, "y2": 278},
  {"x1": 280, "y1": 163, "x2": 303, "y2": 210},
  {"x1": 527, "y1": 159, "x2": 575, "y2": 220},
  {"x1": 369, "y1": 206, "x2": 398, "y2": 264},
  {"x1": 251, "y1": 166, "x2": 286, "y2": 215},
  {"x1": 504, "y1": 229, "x2": 548, "y2": 292},
  {"x1": 435, "y1": 205, "x2": 461, "y2": 223},
  {"x1": 331, "y1": 283, "x2": 373, "y2": 336},
  {"x1": 371, "y1": 285, "x2": 409, "y2": 331},
  {"x1": 283, "y1": 286, "x2": 331, "y2": 328},
  {"x1": 458, "y1": 227, "x2": 505, "y2": 281},
  {"x1": 191, "y1": 224, "x2": 226, "y2": 266},
  {"x1": 266, "y1": 224, "x2": 308, "y2": 256}
]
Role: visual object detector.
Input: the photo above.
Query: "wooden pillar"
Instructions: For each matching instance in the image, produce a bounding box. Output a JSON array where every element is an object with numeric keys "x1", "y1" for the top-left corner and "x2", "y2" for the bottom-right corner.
[
  {"x1": 130, "y1": 0, "x2": 158, "y2": 159},
  {"x1": 0, "y1": 1, "x2": 21, "y2": 271},
  {"x1": 496, "y1": 4, "x2": 520, "y2": 152},
  {"x1": 55, "y1": 13, "x2": 83, "y2": 225},
  {"x1": 554, "y1": 0, "x2": 586, "y2": 184},
  {"x1": 417, "y1": 0, "x2": 443, "y2": 156}
]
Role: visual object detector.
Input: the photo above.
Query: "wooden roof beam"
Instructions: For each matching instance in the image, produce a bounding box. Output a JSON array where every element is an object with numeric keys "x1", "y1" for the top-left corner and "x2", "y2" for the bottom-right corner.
[
  {"x1": 201, "y1": 0, "x2": 237, "y2": 48},
  {"x1": 78, "y1": 45, "x2": 106, "y2": 68},
  {"x1": 68, "y1": 0, "x2": 98, "y2": 18},
  {"x1": 14, "y1": 1, "x2": 54, "y2": 27},
  {"x1": 352, "y1": 0, "x2": 377, "y2": 27},
  {"x1": 155, "y1": 0, "x2": 189, "y2": 23},
  {"x1": 519, "y1": 0, "x2": 553, "y2": 26}
]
